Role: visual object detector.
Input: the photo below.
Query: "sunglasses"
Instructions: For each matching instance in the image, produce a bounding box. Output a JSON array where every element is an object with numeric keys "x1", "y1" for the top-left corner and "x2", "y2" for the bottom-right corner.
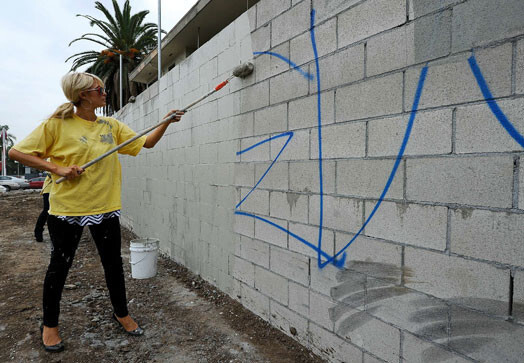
[{"x1": 85, "y1": 87, "x2": 106, "y2": 95}]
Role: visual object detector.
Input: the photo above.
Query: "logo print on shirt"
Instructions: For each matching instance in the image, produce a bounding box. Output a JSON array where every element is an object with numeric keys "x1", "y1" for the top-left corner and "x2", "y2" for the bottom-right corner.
[
  {"x1": 79, "y1": 136, "x2": 88, "y2": 144},
  {"x1": 97, "y1": 119, "x2": 113, "y2": 129},
  {"x1": 100, "y1": 133, "x2": 114, "y2": 144}
]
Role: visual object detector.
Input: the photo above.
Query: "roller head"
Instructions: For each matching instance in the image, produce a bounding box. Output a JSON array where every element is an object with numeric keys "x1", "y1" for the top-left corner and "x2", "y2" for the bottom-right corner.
[{"x1": 232, "y1": 62, "x2": 254, "y2": 78}]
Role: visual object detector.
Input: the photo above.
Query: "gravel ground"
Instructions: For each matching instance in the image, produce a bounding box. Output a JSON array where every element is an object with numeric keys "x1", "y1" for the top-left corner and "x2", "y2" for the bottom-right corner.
[{"x1": 0, "y1": 190, "x2": 323, "y2": 362}]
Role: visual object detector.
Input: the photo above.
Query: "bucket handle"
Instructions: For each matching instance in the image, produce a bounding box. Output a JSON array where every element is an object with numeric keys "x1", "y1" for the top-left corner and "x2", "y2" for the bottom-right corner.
[{"x1": 130, "y1": 256, "x2": 149, "y2": 265}]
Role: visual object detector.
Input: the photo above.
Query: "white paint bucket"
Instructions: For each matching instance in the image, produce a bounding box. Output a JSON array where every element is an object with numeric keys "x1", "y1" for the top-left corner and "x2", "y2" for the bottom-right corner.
[{"x1": 129, "y1": 238, "x2": 159, "y2": 279}]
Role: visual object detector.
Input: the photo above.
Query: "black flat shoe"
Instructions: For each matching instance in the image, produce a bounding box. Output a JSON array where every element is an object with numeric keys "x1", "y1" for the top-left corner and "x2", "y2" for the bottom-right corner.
[
  {"x1": 112, "y1": 313, "x2": 144, "y2": 336},
  {"x1": 35, "y1": 233, "x2": 43, "y2": 242},
  {"x1": 40, "y1": 324, "x2": 64, "y2": 353}
]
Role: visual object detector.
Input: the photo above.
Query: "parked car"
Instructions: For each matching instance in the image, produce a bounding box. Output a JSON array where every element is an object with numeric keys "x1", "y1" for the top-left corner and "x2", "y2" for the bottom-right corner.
[
  {"x1": 29, "y1": 177, "x2": 46, "y2": 189},
  {"x1": 0, "y1": 185, "x2": 6, "y2": 193},
  {"x1": 0, "y1": 177, "x2": 21, "y2": 191},
  {"x1": 2, "y1": 176, "x2": 29, "y2": 189}
]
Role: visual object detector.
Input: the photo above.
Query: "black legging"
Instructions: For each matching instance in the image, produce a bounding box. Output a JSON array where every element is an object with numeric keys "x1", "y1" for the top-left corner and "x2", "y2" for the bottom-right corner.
[
  {"x1": 43, "y1": 215, "x2": 128, "y2": 327},
  {"x1": 34, "y1": 193, "x2": 49, "y2": 237}
]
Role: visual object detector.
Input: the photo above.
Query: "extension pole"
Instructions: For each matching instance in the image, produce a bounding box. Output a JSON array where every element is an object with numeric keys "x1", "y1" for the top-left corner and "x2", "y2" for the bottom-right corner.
[{"x1": 55, "y1": 75, "x2": 234, "y2": 184}]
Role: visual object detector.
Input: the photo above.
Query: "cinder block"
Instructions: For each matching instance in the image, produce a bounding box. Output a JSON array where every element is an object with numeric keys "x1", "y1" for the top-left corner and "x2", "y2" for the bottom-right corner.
[
  {"x1": 270, "y1": 246, "x2": 309, "y2": 285},
  {"x1": 358, "y1": 288, "x2": 450, "y2": 342},
  {"x1": 251, "y1": 24, "x2": 270, "y2": 53},
  {"x1": 254, "y1": 42, "x2": 291, "y2": 82},
  {"x1": 309, "y1": 195, "x2": 363, "y2": 234},
  {"x1": 368, "y1": 11, "x2": 451, "y2": 76},
  {"x1": 288, "y1": 91, "x2": 335, "y2": 130},
  {"x1": 239, "y1": 235, "x2": 270, "y2": 268},
  {"x1": 451, "y1": 209, "x2": 524, "y2": 267},
  {"x1": 311, "y1": 0, "x2": 361, "y2": 23},
  {"x1": 241, "y1": 283, "x2": 270, "y2": 320},
  {"x1": 288, "y1": 221, "x2": 335, "y2": 259},
  {"x1": 271, "y1": 1, "x2": 311, "y2": 46},
  {"x1": 367, "y1": 24, "x2": 413, "y2": 77},
  {"x1": 449, "y1": 306, "x2": 524, "y2": 362},
  {"x1": 254, "y1": 215, "x2": 288, "y2": 248},
  {"x1": 337, "y1": 233, "x2": 402, "y2": 272},
  {"x1": 317, "y1": 44, "x2": 364, "y2": 91},
  {"x1": 234, "y1": 212, "x2": 255, "y2": 238},
  {"x1": 270, "y1": 300, "x2": 309, "y2": 343},
  {"x1": 269, "y1": 69, "x2": 309, "y2": 104},
  {"x1": 406, "y1": 155, "x2": 514, "y2": 208},
  {"x1": 309, "y1": 290, "x2": 336, "y2": 330},
  {"x1": 198, "y1": 142, "x2": 216, "y2": 165},
  {"x1": 520, "y1": 156, "x2": 524, "y2": 210},
  {"x1": 217, "y1": 140, "x2": 237, "y2": 163},
  {"x1": 310, "y1": 122, "x2": 366, "y2": 159},
  {"x1": 234, "y1": 163, "x2": 254, "y2": 187},
  {"x1": 363, "y1": 353, "x2": 386, "y2": 363},
  {"x1": 256, "y1": 0, "x2": 291, "y2": 27},
  {"x1": 404, "y1": 44, "x2": 512, "y2": 110},
  {"x1": 240, "y1": 80, "x2": 269, "y2": 112},
  {"x1": 217, "y1": 92, "x2": 240, "y2": 120},
  {"x1": 270, "y1": 191, "x2": 308, "y2": 223},
  {"x1": 232, "y1": 113, "x2": 254, "y2": 139},
  {"x1": 518, "y1": 40, "x2": 524, "y2": 94},
  {"x1": 239, "y1": 135, "x2": 270, "y2": 162},
  {"x1": 404, "y1": 247, "x2": 509, "y2": 315},
  {"x1": 338, "y1": 0, "x2": 406, "y2": 48},
  {"x1": 337, "y1": 159, "x2": 404, "y2": 199},
  {"x1": 255, "y1": 266, "x2": 289, "y2": 305},
  {"x1": 255, "y1": 161, "x2": 288, "y2": 190},
  {"x1": 336, "y1": 73, "x2": 403, "y2": 122},
  {"x1": 334, "y1": 307, "x2": 401, "y2": 363},
  {"x1": 290, "y1": 17, "x2": 337, "y2": 66},
  {"x1": 289, "y1": 281, "x2": 309, "y2": 316},
  {"x1": 310, "y1": 263, "x2": 348, "y2": 296},
  {"x1": 367, "y1": 109, "x2": 453, "y2": 157},
  {"x1": 239, "y1": 188, "x2": 269, "y2": 215},
  {"x1": 455, "y1": 98, "x2": 524, "y2": 153},
  {"x1": 308, "y1": 323, "x2": 363, "y2": 363},
  {"x1": 452, "y1": 0, "x2": 524, "y2": 52},
  {"x1": 271, "y1": 129, "x2": 309, "y2": 161},
  {"x1": 364, "y1": 201, "x2": 448, "y2": 251},
  {"x1": 289, "y1": 160, "x2": 335, "y2": 194},
  {"x1": 254, "y1": 103, "x2": 288, "y2": 135},
  {"x1": 199, "y1": 57, "x2": 218, "y2": 86},
  {"x1": 513, "y1": 270, "x2": 524, "y2": 321},
  {"x1": 402, "y1": 332, "x2": 470, "y2": 363},
  {"x1": 231, "y1": 255, "x2": 255, "y2": 286}
]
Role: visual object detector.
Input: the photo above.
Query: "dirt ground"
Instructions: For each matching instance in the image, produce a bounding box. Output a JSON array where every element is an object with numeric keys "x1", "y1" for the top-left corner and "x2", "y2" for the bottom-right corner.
[{"x1": 0, "y1": 191, "x2": 323, "y2": 363}]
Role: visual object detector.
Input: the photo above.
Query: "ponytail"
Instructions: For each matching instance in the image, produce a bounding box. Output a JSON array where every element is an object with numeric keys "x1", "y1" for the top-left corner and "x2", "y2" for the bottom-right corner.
[{"x1": 50, "y1": 102, "x2": 75, "y2": 120}]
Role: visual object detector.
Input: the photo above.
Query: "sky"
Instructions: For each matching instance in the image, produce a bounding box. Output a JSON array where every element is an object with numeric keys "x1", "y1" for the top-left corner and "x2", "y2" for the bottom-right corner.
[{"x1": 0, "y1": 0, "x2": 198, "y2": 142}]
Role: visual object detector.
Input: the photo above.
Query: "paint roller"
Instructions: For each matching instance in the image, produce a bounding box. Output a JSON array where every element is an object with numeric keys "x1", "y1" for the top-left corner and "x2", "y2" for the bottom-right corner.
[{"x1": 56, "y1": 62, "x2": 254, "y2": 184}]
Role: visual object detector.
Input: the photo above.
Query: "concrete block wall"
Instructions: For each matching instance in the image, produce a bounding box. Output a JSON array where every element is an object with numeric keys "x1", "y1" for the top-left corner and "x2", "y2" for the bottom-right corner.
[{"x1": 117, "y1": 0, "x2": 524, "y2": 361}]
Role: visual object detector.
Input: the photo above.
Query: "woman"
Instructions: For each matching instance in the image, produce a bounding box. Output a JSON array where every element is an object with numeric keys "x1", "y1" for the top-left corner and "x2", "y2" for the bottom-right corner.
[{"x1": 9, "y1": 72, "x2": 183, "y2": 352}]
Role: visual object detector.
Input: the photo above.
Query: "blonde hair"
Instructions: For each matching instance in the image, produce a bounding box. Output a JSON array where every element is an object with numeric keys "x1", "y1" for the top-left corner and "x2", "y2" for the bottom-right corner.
[{"x1": 50, "y1": 72, "x2": 104, "y2": 119}]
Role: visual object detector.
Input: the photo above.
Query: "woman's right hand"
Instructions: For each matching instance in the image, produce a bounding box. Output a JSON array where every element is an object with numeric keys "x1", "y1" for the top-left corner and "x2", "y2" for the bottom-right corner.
[{"x1": 54, "y1": 165, "x2": 84, "y2": 180}]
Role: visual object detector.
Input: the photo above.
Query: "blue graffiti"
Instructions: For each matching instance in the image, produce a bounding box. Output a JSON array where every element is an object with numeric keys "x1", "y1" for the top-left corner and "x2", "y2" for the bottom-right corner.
[
  {"x1": 253, "y1": 51, "x2": 314, "y2": 80},
  {"x1": 237, "y1": 9, "x2": 524, "y2": 270},
  {"x1": 468, "y1": 55, "x2": 524, "y2": 148},
  {"x1": 236, "y1": 132, "x2": 294, "y2": 209}
]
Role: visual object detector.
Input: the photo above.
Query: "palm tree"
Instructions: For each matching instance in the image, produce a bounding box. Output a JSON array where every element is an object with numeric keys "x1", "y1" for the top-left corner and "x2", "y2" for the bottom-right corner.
[{"x1": 66, "y1": 0, "x2": 162, "y2": 114}]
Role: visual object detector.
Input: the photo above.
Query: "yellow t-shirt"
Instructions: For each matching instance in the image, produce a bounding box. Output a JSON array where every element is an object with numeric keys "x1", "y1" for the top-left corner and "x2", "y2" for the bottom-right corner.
[
  {"x1": 13, "y1": 114, "x2": 146, "y2": 216},
  {"x1": 40, "y1": 175, "x2": 52, "y2": 195}
]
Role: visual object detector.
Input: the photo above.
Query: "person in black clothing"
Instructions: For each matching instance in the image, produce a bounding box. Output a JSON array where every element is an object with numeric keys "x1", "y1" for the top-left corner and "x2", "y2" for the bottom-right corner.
[{"x1": 34, "y1": 176, "x2": 51, "y2": 242}]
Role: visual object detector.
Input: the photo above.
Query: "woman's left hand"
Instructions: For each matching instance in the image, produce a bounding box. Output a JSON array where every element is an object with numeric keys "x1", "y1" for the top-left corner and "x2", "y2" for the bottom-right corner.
[{"x1": 163, "y1": 110, "x2": 185, "y2": 123}]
